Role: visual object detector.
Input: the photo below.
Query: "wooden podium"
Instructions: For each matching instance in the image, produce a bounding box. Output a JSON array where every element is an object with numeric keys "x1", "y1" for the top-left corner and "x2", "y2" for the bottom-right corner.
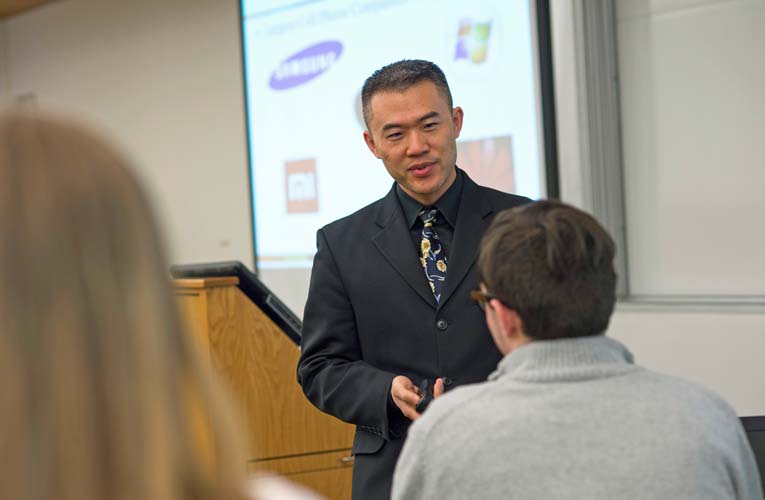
[{"x1": 174, "y1": 277, "x2": 354, "y2": 500}]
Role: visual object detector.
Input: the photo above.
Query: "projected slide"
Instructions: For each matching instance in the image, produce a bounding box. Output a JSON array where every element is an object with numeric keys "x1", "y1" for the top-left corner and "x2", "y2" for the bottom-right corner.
[{"x1": 241, "y1": 0, "x2": 544, "y2": 269}]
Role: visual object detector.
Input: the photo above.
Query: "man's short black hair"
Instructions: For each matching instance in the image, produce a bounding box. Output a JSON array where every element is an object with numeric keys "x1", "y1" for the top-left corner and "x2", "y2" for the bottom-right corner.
[
  {"x1": 361, "y1": 59, "x2": 453, "y2": 129},
  {"x1": 478, "y1": 200, "x2": 617, "y2": 340}
]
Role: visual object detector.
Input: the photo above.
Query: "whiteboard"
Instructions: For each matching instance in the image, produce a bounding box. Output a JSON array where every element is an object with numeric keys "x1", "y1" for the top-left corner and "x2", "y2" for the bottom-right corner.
[{"x1": 617, "y1": 0, "x2": 765, "y2": 298}]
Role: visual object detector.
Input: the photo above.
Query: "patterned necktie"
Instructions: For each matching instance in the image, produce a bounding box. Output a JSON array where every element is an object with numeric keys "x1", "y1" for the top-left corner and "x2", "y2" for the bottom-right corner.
[{"x1": 418, "y1": 207, "x2": 448, "y2": 303}]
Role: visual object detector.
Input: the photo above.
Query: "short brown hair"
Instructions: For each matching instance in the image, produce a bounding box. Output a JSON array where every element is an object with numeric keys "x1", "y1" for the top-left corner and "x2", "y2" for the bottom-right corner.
[
  {"x1": 478, "y1": 200, "x2": 617, "y2": 340},
  {"x1": 361, "y1": 59, "x2": 453, "y2": 128}
]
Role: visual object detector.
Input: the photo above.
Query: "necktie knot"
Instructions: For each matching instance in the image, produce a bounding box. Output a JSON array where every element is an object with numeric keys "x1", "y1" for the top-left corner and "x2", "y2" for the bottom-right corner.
[{"x1": 418, "y1": 207, "x2": 439, "y2": 227}]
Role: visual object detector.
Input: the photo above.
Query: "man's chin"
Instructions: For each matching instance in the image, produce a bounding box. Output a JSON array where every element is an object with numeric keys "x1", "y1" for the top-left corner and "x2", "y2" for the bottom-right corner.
[{"x1": 401, "y1": 186, "x2": 442, "y2": 206}]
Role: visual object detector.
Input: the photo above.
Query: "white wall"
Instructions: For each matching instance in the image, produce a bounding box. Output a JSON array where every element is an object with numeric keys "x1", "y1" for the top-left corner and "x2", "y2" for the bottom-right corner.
[
  {"x1": 1, "y1": 0, "x2": 253, "y2": 268},
  {"x1": 3, "y1": 0, "x2": 762, "y2": 415},
  {"x1": 609, "y1": 304, "x2": 765, "y2": 416}
]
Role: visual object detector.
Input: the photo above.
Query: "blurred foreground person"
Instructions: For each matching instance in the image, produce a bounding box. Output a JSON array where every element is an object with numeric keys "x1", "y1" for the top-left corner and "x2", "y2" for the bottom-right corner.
[
  {"x1": 0, "y1": 109, "x2": 322, "y2": 500},
  {"x1": 392, "y1": 200, "x2": 762, "y2": 500}
]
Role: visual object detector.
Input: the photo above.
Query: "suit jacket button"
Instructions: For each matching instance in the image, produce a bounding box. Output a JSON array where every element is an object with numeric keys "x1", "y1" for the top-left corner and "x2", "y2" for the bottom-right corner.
[
  {"x1": 436, "y1": 319, "x2": 448, "y2": 331},
  {"x1": 443, "y1": 377, "x2": 454, "y2": 386}
]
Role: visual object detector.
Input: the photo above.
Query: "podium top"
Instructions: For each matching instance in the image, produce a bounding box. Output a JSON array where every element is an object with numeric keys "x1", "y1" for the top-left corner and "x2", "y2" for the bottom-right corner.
[{"x1": 173, "y1": 277, "x2": 240, "y2": 289}]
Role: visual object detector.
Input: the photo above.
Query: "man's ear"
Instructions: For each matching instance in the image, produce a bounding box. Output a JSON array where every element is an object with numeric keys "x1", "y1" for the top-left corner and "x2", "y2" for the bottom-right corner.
[
  {"x1": 493, "y1": 301, "x2": 523, "y2": 341},
  {"x1": 363, "y1": 129, "x2": 381, "y2": 159},
  {"x1": 452, "y1": 106, "x2": 464, "y2": 139}
]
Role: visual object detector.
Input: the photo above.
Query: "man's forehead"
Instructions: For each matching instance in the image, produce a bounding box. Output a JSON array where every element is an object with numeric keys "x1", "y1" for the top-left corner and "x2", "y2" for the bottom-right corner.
[{"x1": 367, "y1": 84, "x2": 450, "y2": 128}]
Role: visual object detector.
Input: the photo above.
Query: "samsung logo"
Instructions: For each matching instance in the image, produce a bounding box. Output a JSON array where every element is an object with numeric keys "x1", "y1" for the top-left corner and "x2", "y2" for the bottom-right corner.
[{"x1": 270, "y1": 41, "x2": 343, "y2": 90}]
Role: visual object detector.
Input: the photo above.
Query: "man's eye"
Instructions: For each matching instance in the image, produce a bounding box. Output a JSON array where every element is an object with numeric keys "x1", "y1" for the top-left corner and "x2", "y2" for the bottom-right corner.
[
  {"x1": 387, "y1": 132, "x2": 402, "y2": 140},
  {"x1": 424, "y1": 122, "x2": 438, "y2": 129}
]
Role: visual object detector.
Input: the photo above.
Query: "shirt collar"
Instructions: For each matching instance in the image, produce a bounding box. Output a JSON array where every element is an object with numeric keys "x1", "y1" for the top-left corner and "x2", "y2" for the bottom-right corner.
[{"x1": 396, "y1": 167, "x2": 463, "y2": 229}]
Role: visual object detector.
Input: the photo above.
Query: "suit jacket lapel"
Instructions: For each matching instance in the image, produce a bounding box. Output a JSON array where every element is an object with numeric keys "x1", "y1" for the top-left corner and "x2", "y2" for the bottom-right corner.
[
  {"x1": 439, "y1": 173, "x2": 493, "y2": 308},
  {"x1": 372, "y1": 186, "x2": 438, "y2": 309}
]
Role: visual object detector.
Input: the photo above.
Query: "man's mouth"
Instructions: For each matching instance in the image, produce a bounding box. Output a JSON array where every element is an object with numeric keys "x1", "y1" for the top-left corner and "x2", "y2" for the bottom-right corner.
[{"x1": 409, "y1": 162, "x2": 435, "y2": 177}]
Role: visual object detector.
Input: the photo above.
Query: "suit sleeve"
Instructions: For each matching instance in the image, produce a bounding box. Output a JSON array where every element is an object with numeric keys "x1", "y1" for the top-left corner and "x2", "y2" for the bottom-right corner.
[{"x1": 297, "y1": 228, "x2": 399, "y2": 439}]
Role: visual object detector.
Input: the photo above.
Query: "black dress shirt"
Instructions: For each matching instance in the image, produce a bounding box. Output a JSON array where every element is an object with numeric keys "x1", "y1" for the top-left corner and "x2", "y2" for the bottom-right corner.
[{"x1": 395, "y1": 168, "x2": 464, "y2": 258}]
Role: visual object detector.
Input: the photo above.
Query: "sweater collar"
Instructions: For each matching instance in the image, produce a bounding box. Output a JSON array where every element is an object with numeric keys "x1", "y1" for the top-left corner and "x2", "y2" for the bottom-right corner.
[{"x1": 488, "y1": 335, "x2": 638, "y2": 383}]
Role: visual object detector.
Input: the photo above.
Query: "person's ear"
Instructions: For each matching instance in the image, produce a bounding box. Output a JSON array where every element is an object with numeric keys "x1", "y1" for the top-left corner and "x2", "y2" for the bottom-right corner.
[
  {"x1": 452, "y1": 106, "x2": 464, "y2": 138},
  {"x1": 492, "y1": 300, "x2": 522, "y2": 340},
  {"x1": 363, "y1": 130, "x2": 381, "y2": 159}
]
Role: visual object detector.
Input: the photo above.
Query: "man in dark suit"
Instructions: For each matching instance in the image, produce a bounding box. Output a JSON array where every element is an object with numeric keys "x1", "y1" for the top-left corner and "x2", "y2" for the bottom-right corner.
[{"x1": 297, "y1": 59, "x2": 529, "y2": 500}]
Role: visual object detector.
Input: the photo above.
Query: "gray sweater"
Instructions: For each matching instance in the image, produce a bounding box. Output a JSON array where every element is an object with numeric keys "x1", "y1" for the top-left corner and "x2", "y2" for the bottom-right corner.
[{"x1": 392, "y1": 336, "x2": 762, "y2": 500}]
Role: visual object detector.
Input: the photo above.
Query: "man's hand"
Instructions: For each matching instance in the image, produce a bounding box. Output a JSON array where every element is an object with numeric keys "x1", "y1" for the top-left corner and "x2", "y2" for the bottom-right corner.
[{"x1": 391, "y1": 376, "x2": 445, "y2": 421}]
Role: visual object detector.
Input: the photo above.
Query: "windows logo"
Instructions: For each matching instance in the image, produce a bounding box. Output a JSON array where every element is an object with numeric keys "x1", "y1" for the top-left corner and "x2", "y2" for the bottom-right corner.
[{"x1": 454, "y1": 18, "x2": 492, "y2": 64}]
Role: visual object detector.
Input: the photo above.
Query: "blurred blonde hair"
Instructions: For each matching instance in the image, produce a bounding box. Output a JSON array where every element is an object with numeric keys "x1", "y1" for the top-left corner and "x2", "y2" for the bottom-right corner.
[{"x1": 0, "y1": 109, "x2": 250, "y2": 500}]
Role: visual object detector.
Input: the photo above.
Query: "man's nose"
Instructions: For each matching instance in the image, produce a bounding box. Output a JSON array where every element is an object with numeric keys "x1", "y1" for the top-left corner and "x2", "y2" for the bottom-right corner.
[{"x1": 406, "y1": 131, "x2": 429, "y2": 156}]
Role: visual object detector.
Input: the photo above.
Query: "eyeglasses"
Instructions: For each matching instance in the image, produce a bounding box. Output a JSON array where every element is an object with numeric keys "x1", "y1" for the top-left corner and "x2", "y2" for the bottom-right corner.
[{"x1": 470, "y1": 289, "x2": 502, "y2": 311}]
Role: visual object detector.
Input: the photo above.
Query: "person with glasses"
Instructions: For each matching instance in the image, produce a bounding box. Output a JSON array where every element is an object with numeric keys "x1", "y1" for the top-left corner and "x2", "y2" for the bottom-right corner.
[{"x1": 392, "y1": 200, "x2": 763, "y2": 500}]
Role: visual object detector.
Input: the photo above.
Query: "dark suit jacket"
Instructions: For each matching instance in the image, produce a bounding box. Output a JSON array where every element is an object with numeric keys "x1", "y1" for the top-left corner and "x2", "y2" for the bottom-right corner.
[{"x1": 298, "y1": 171, "x2": 529, "y2": 500}]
